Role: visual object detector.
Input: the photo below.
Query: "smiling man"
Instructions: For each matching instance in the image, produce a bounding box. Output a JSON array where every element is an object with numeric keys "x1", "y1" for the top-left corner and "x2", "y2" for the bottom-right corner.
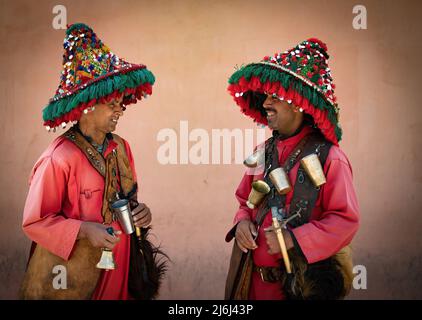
[
  {"x1": 19, "y1": 23, "x2": 159, "y2": 299},
  {"x1": 225, "y1": 38, "x2": 360, "y2": 300}
]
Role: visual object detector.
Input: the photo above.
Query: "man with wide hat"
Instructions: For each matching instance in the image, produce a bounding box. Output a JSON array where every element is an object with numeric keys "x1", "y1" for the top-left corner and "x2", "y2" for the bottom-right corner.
[
  {"x1": 20, "y1": 23, "x2": 165, "y2": 299},
  {"x1": 225, "y1": 38, "x2": 360, "y2": 300}
]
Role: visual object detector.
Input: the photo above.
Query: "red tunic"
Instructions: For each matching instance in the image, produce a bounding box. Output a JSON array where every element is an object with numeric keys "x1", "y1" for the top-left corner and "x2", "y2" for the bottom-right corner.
[
  {"x1": 229, "y1": 126, "x2": 360, "y2": 299},
  {"x1": 22, "y1": 135, "x2": 138, "y2": 299}
]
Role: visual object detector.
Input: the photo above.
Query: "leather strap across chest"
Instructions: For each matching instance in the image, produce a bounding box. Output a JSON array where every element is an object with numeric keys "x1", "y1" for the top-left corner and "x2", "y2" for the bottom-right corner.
[
  {"x1": 287, "y1": 134, "x2": 331, "y2": 227},
  {"x1": 260, "y1": 130, "x2": 332, "y2": 228},
  {"x1": 63, "y1": 126, "x2": 137, "y2": 224},
  {"x1": 253, "y1": 134, "x2": 311, "y2": 227}
]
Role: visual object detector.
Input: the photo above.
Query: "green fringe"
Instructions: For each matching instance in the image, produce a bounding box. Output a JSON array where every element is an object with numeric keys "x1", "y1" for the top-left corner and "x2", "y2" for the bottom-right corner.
[
  {"x1": 228, "y1": 63, "x2": 342, "y2": 141},
  {"x1": 43, "y1": 68, "x2": 155, "y2": 122}
]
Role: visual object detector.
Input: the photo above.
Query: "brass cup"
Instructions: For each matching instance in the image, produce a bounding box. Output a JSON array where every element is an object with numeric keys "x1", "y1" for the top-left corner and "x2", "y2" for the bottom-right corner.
[
  {"x1": 300, "y1": 153, "x2": 326, "y2": 187},
  {"x1": 243, "y1": 149, "x2": 265, "y2": 168},
  {"x1": 269, "y1": 167, "x2": 292, "y2": 195},
  {"x1": 246, "y1": 180, "x2": 270, "y2": 209}
]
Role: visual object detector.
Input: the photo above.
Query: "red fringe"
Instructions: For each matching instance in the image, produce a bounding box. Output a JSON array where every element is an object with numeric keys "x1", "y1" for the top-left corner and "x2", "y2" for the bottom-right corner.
[
  {"x1": 228, "y1": 76, "x2": 339, "y2": 145},
  {"x1": 44, "y1": 83, "x2": 152, "y2": 128}
]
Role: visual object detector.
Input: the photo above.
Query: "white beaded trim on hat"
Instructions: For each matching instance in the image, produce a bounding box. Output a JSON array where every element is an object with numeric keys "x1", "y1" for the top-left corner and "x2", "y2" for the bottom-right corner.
[{"x1": 257, "y1": 61, "x2": 339, "y2": 115}]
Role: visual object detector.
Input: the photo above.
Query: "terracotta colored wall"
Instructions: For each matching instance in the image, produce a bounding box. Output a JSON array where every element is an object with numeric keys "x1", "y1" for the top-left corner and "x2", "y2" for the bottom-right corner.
[{"x1": 1, "y1": 0, "x2": 421, "y2": 299}]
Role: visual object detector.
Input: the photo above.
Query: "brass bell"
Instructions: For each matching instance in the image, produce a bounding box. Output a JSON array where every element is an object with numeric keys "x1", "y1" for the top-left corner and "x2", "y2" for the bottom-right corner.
[
  {"x1": 246, "y1": 180, "x2": 270, "y2": 209},
  {"x1": 96, "y1": 227, "x2": 117, "y2": 270},
  {"x1": 96, "y1": 248, "x2": 116, "y2": 270}
]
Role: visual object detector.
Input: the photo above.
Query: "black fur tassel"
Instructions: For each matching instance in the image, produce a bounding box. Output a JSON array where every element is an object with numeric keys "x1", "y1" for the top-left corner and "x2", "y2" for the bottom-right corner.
[
  {"x1": 281, "y1": 253, "x2": 346, "y2": 300},
  {"x1": 128, "y1": 227, "x2": 169, "y2": 300}
]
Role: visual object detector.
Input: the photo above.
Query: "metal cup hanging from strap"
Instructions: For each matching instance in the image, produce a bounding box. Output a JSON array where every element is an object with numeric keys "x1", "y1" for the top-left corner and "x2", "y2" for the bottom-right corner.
[
  {"x1": 243, "y1": 148, "x2": 265, "y2": 168},
  {"x1": 300, "y1": 153, "x2": 327, "y2": 187},
  {"x1": 268, "y1": 167, "x2": 292, "y2": 195}
]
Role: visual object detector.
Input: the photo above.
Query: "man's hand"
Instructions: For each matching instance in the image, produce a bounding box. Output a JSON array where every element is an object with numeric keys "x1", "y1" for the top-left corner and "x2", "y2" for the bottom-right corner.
[
  {"x1": 132, "y1": 203, "x2": 152, "y2": 228},
  {"x1": 264, "y1": 226, "x2": 294, "y2": 255},
  {"x1": 78, "y1": 222, "x2": 121, "y2": 250},
  {"x1": 235, "y1": 220, "x2": 258, "y2": 253}
]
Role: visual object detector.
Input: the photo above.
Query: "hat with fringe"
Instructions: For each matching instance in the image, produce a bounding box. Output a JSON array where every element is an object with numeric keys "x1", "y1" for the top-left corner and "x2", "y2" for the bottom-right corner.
[
  {"x1": 43, "y1": 23, "x2": 155, "y2": 130},
  {"x1": 227, "y1": 38, "x2": 341, "y2": 145}
]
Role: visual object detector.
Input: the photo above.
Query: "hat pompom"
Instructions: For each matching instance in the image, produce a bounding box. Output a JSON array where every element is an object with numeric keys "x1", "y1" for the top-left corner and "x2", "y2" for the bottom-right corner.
[
  {"x1": 227, "y1": 37, "x2": 341, "y2": 145},
  {"x1": 42, "y1": 23, "x2": 155, "y2": 129},
  {"x1": 307, "y1": 38, "x2": 329, "y2": 58}
]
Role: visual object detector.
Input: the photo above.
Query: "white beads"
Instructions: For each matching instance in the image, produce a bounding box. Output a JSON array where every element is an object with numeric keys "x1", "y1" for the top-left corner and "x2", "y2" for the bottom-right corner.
[{"x1": 83, "y1": 106, "x2": 95, "y2": 114}]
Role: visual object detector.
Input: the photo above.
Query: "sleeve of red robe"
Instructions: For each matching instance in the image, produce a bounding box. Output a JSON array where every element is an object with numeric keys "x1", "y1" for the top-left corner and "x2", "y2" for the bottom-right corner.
[
  {"x1": 234, "y1": 173, "x2": 255, "y2": 224},
  {"x1": 291, "y1": 150, "x2": 360, "y2": 264},
  {"x1": 22, "y1": 153, "x2": 82, "y2": 261},
  {"x1": 225, "y1": 172, "x2": 255, "y2": 242},
  {"x1": 22, "y1": 137, "x2": 138, "y2": 262}
]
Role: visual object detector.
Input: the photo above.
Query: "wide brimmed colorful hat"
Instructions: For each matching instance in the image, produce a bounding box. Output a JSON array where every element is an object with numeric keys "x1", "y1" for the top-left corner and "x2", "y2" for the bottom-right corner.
[
  {"x1": 43, "y1": 23, "x2": 155, "y2": 130},
  {"x1": 227, "y1": 38, "x2": 341, "y2": 145}
]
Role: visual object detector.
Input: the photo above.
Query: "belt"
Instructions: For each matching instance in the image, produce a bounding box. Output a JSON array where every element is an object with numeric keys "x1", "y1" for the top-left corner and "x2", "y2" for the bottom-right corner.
[{"x1": 254, "y1": 265, "x2": 283, "y2": 283}]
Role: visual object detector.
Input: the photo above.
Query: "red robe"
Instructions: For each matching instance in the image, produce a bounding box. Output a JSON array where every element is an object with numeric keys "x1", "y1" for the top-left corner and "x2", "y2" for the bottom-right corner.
[
  {"x1": 22, "y1": 135, "x2": 138, "y2": 299},
  {"x1": 228, "y1": 126, "x2": 360, "y2": 300}
]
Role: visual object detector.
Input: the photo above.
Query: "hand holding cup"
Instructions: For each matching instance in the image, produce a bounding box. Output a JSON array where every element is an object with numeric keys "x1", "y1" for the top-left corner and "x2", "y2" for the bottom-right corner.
[{"x1": 131, "y1": 203, "x2": 152, "y2": 228}]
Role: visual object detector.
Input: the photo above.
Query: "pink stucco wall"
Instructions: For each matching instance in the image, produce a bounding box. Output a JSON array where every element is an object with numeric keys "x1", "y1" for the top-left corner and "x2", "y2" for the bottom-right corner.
[{"x1": 0, "y1": 0, "x2": 421, "y2": 299}]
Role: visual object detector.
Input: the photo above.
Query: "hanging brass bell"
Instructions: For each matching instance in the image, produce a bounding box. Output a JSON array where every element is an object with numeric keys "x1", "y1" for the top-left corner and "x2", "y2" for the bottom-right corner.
[
  {"x1": 96, "y1": 248, "x2": 116, "y2": 270},
  {"x1": 96, "y1": 227, "x2": 117, "y2": 270},
  {"x1": 246, "y1": 180, "x2": 270, "y2": 209}
]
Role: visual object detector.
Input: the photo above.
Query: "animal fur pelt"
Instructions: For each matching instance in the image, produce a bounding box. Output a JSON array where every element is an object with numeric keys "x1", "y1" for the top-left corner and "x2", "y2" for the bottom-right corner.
[
  {"x1": 128, "y1": 226, "x2": 169, "y2": 300},
  {"x1": 280, "y1": 246, "x2": 354, "y2": 300}
]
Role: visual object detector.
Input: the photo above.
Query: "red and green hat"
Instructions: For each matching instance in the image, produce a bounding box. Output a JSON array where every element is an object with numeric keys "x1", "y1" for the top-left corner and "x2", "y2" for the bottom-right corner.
[
  {"x1": 43, "y1": 23, "x2": 155, "y2": 130},
  {"x1": 227, "y1": 38, "x2": 341, "y2": 145}
]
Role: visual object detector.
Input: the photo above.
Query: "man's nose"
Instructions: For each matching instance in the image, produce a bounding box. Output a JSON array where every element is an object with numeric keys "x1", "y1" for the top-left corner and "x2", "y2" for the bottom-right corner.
[
  {"x1": 113, "y1": 104, "x2": 124, "y2": 116},
  {"x1": 262, "y1": 95, "x2": 273, "y2": 108}
]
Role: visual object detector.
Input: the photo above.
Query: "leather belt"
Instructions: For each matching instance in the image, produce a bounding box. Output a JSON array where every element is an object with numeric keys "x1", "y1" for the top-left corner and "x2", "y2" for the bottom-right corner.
[{"x1": 254, "y1": 265, "x2": 283, "y2": 283}]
